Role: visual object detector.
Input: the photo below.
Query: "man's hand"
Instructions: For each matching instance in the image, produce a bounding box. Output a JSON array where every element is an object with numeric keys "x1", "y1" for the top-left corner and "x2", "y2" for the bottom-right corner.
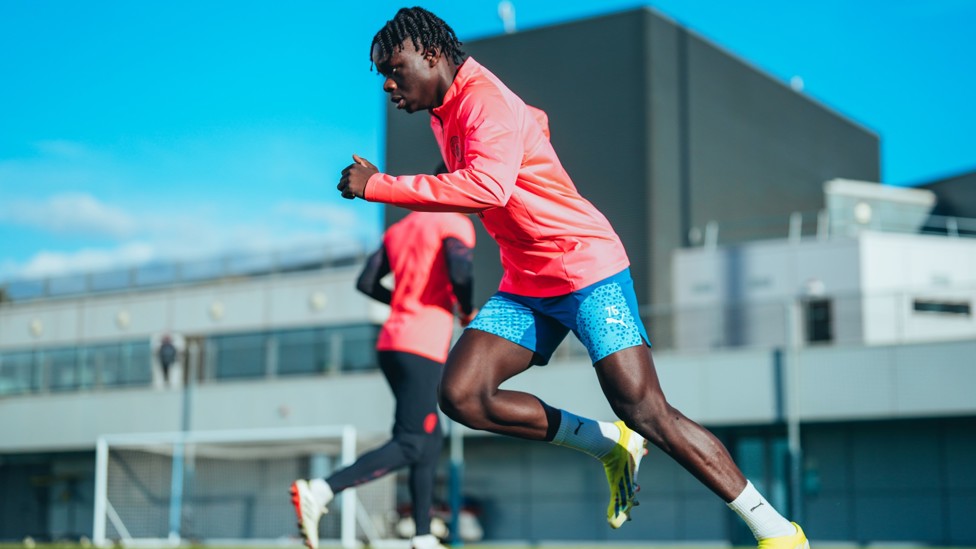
[{"x1": 337, "y1": 154, "x2": 379, "y2": 199}]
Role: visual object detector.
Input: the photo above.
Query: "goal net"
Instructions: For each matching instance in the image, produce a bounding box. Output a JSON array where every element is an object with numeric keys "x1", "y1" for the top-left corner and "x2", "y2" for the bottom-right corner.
[{"x1": 93, "y1": 426, "x2": 398, "y2": 548}]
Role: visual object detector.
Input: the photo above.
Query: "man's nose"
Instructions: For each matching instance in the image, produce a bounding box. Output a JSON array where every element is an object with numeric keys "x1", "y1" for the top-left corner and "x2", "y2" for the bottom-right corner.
[{"x1": 383, "y1": 77, "x2": 396, "y2": 92}]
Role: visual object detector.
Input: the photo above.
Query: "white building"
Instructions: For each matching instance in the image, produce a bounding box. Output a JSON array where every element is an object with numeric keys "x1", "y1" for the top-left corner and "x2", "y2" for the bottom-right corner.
[{"x1": 673, "y1": 180, "x2": 976, "y2": 349}]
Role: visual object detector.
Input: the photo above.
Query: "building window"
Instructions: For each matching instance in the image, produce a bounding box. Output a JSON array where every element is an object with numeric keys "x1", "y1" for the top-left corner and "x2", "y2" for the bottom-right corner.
[
  {"x1": 213, "y1": 333, "x2": 268, "y2": 379},
  {"x1": 209, "y1": 324, "x2": 380, "y2": 379},
  {"x1": 804, "y1": 299, "x2": 833, "y2": 343},
  {"x1": 47, "y1": 348, "x2": 83, "y2": 392},
  {"x1": 912, "y1": 299, "x2": 971, "y2": 316},
  {"x1": 335, "y1": 325, "x2": 381, "y2": 372},
  {"x1": 272, "y1": 324, "x2": 381, "y2": 377},
  {"x1": 0, "y1": 351, "x2": 37, "y2": 396},
  {"x1": 94, "y1": 342, "x2": 152, "y2": 387},
  {"x1": 277, "y1": 329, "x2": 330, "y2": 376}
]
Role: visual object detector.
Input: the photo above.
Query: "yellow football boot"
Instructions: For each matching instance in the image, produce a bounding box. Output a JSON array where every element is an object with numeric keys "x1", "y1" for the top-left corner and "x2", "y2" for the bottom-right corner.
[
  {"x1": 759, "y1": 523, "x2": 810, "y2": 549},
  {"x1": 601, "y1": 420, "x2": 647, "y2": 528}
]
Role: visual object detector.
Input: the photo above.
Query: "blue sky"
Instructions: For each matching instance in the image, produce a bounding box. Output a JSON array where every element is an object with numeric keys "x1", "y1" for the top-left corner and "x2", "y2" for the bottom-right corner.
[{"x1": 1, "y1": 0, "x2": 974, "y2": 280}]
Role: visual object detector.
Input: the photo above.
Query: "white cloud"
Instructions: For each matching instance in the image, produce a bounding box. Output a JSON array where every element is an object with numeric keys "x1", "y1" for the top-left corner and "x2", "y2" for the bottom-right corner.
[
  {"x1": 15, "y1": 243, "x2": 156, "y2": 279},
  {"x1": 0, "y1": 193, "x2": 137, "y2": 237},
  {"x1": 0, "y1": 199, "x2": 381, "y2": 280},
  {"x1": 0, "y1": 131, "x2": 383, "y2": 282},
  {"x1": 5, "y1": 230, "x2": 375, "y2": 282}
]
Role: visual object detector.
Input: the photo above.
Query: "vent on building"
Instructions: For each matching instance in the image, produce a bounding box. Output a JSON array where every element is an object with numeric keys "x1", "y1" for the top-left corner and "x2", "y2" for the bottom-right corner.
[{"x1": 912, "y1": 299, "x2": 972, "y2": 316}]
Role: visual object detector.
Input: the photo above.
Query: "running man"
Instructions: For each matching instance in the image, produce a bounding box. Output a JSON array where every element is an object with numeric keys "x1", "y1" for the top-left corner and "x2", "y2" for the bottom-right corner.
[
  {"x1": 291, "y1": 208, "x2": 477, "y2": 549},
  {"x1": 337, "y1": 6, "x2": 809, "y2": 549}
]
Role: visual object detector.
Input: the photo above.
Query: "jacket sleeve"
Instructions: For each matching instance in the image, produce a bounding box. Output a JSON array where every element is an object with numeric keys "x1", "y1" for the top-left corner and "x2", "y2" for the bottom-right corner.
[
  {"x1": 443, "y1": 236, "x2": 474, "y2": 315},
  {"x1": 526, "y1": 105, "x2": 551, "y2": 139},
  {"x1": 365, "y1": 92, "x2": 523, "y2": 212},
  {"x1": 355, "y1": 245, "x2": 392, "y2": 305}
]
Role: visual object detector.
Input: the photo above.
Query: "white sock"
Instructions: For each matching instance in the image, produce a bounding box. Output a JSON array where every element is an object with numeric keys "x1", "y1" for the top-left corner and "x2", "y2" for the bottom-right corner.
[
  {"x1": 550, "y1": 409, "x2": 620, "y2": 459},
  {"x1": 727, "y1": 480, "x2": 796, "y2": 540},
  {"x1": 309, "y1": 478, "x2": 334, "y2": 510}
]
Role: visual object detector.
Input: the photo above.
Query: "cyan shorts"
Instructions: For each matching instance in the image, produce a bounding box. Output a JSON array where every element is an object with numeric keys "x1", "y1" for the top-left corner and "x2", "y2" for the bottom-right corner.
[{"x1": 466, "y1": 268, "x2": 651, "y2": 365}]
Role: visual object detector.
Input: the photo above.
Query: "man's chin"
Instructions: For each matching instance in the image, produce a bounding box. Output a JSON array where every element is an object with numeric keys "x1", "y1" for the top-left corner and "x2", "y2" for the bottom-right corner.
[{"x1": 400, "y1": 101, "x2": 428, "y2": 114}]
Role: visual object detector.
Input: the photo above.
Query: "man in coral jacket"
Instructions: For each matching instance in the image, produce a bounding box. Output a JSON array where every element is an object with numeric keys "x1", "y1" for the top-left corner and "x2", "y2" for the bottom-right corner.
[{"x1": 336, "y1": 6, "x2": 808, "y2": 549}]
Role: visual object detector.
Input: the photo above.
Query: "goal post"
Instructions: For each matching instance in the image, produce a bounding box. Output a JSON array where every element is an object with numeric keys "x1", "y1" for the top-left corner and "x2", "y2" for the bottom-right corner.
[{"x1": 93, "y1": 425, "x2": 392, "y2": 549}]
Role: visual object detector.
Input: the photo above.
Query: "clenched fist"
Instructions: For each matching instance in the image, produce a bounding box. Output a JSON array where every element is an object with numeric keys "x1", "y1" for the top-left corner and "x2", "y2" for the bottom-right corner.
[{"x1": 337, "y1": 154, "x2": 378, "y2": 199}]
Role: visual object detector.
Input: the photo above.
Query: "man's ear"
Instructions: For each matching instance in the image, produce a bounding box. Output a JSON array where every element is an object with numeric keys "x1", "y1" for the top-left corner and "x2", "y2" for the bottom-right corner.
[{"x1": 424, "y1": 46, "x2": 440, "y2": 66}]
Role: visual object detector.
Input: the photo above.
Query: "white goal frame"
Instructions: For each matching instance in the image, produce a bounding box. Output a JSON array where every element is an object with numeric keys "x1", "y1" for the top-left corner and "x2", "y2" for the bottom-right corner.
[{"x1": 93, "y1": 425, "x2": 360, "y2": 549}]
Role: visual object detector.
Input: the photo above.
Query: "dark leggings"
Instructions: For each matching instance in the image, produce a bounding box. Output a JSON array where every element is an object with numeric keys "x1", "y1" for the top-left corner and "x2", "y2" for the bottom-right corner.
[{"x1": 325, "y1": 351, "x2": 444, "y2": 536}]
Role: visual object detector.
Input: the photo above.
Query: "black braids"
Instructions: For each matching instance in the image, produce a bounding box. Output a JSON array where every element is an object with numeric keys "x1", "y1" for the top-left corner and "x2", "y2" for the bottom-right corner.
[{"x1": 371, "y1": 7, "x2": 467, "y2": 68}]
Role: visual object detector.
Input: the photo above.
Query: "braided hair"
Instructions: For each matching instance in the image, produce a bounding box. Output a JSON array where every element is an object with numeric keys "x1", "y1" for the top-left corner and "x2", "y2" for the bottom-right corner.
[{"x1": 371, "y1": 7, "x2": 467, "y2": 67}]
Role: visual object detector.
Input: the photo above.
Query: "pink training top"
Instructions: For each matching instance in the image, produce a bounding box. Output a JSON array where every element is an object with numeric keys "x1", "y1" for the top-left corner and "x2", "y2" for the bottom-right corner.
[
  {"x1": 377, "y1": 211, "x2": 476, "y2": 362},
  {"x1": 365, "y1": 57, "x2": 630, "y2": 297}
]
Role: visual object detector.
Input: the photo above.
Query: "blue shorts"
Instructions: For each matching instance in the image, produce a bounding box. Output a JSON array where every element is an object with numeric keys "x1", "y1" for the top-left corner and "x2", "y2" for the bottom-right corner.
[{"x1": 466, "y1": 268, "x2": 651, "y2": 365}]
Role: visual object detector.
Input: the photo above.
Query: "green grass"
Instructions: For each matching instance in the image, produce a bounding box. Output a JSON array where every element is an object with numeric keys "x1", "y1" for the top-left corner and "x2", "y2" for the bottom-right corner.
[{"x1": 0, "y1": 541, "x2": 976, "y2": 549}]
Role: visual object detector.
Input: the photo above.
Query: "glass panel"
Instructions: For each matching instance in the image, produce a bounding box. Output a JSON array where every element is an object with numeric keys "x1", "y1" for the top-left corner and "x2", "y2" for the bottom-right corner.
[
  {"x1": 120, "y1": 341, "x2": 153, "y2": 386},
  {"x1": 335, "y1": 325, "x2": 379, "y2": 372},
  {"x1": 770, "y1": 437, "x2": 790, "y2": 516},
  {"x1": 47, "y1": 273, "x2": 88, "y2": 296},
  {"x1": 736, "y1": 437, "x2": 767, "y2": 491},
  {"x1": 735, "y1": 435, "x2": 793, "y2": 521},
  {"x1": 226, "y1": 252, "x2": 275, "y2": 277},
  {"x1": 96, "y1": 341, "x2": 152, "y2": 387},
  {"x1": 277, "y1": 329, "x2": 328, "y2": 376},
  {"x1": 913, "y1": 299, "x2": 972, "y2": 316},
  {"x1": 4, "y1": 280, "x2": 46, "y2": 301},
  {"x1": 178, "y1": 257, "x2": 223, "y2": 282},
  {"x1": 0, "y1": 351, "x2": 36, "y2": 395},
  {"x1": 90, "y1": 268, "x2": 131, "y2": 292},
  {"x1": 76, "y1": 348, "x2": 98, "y2": 389},
  {"x1": 134, "y1": 262, "x2": 177, "y2": 287},
  {"x1": 213, "y1": 333, "x2": 267, "y2": 379},
  {"x1": 47, "y1": 348, "x2": 80, "y2": 392},
  {"x1": 277, "y1": 247, "x2": 326, "y2": 272},
  {"x1": 93, "y1": 344, "x2": 121, "y2": 386},
  {"x1": 805, "y1": 299, "x2": 833, "y2": 342}
]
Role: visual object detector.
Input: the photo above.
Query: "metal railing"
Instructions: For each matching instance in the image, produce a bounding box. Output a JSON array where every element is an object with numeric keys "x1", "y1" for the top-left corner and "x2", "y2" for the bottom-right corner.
[
  {"x1": 0, "y1": 240, "x2": 371, "y2": 304},
  {"x1": 688, "y1": 210, "x2": 976, "y2": 249},
  {"x1": 548, "y1": 288, "x2": 976, "y2": 360}
]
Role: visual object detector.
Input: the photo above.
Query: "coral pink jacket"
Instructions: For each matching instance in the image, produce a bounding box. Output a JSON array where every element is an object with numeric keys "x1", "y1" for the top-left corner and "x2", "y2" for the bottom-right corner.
[
  {"x1": 365, "y1": 57, "x2": 629, "y2": 297},
  {"x1": 378, "y1": 212, "x2": 476, "y2": 362}
]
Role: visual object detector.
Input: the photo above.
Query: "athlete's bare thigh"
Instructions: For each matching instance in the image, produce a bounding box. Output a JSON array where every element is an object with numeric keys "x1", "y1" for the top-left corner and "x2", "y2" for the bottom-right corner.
[{"x1": 442, "y1": 328, "x2": 536, "y2": 396}]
